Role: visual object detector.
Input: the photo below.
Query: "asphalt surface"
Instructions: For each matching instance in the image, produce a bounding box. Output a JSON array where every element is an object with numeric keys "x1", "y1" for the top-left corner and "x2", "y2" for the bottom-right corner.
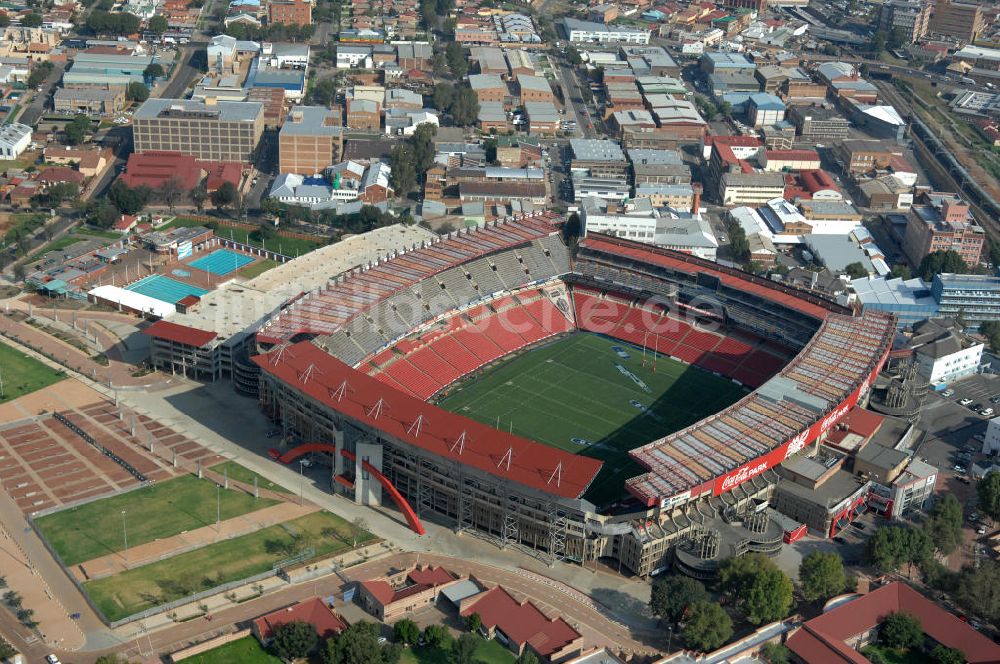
[
  {"x1": 19, "y1": 62, "x2": 66, "y2": 127},
  {"x1": 159, "y1": 43, "x2": 205, "y2": 100}
]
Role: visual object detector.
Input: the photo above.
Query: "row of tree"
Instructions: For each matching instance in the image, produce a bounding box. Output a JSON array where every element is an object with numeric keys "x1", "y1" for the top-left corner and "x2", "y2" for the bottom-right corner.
[
  {"x1": 86, "y1": 10, "x2": 140, "y2": 36},
  {"x1": 433, "y1": 82, "x2": 479, "y2": 127},
  {"x1": 389, "y1": 122, "x2": 437, "y2": 197},
  {"x1": 224, "y1": 19, "x2": 315, "y2": 42}
]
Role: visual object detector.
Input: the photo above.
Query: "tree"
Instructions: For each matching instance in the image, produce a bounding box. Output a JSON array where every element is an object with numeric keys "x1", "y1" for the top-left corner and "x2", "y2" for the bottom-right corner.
[
  {"x1": 147, "y1": 14, "x2": 168, "y2": 35},
  {"x1": 27, "y1": 60, "x2": 53, "y2": 88},
  {"x1": 109, "y1": 180, "x2": 151, "y2": 215},
  {"x1": 720, "y1": 101, "x2": 733, "y2": 118},
  {"x1": 211, "y1": 181, "x2": 238, "y2": 211},
  {"x1": 143, "y1": 63, "x2": 165, "y2": 79},
  {"x1": 311, "y1": 77, "x2": 337, "y2": 106},
  {"x1": 452, "y1": 634, "x2": 479, "y2": 664},
  {"x1": 20, "y1": 11, "x2": 42, "y2": 26},
  {"x1": 191, "y1": 185, "x2": 207, "y2": 213},
  {"x1": 515, "y1": 652, "x2": 540, "y2": 664},
  {"x1": 880, "y1": 611, "x2": 923, "y2": 649},
  {"x1": 422, "y1": 624, "x2": 450, "y2": 649},
  {"x1": 889, "y1": 264, "x2": 911, "y2": 279},
  {"x1": 924, "y1": 494, "x2": 963, "y2": 555},
  {"x1": 649, "y1": 574, "x2": 708, "y2": 623},
  {"x1": 844, "y1": 262, "x2": 869, "y2": 279},
  {"x1": 918, "y1": 250, "x2": 968, "y2": 281},
  {"x1": 866, "y1": 525, "x2": 932, "y2": 573},
  {"x1": 324, "y1": 621, "x2": 397, "y2": 664},
  {"x1": 394, "y1": 619, "x2": 420, "y2": 644},
  {"x1": 126, "y1": 81, "x2": 149, "y2": 102},
  {"x1": 64, "y1": 114, "x2": 93, "y2": 145},
  {"x1": 465, "y1": 612, "x2": 482, "y2": 634},
  {"x1": 978, "y1": 471, "x2": 1000, "y2": 523},
  {"x1": 389, "y1": 144, "x2": 417, "y2": 196},
  {"x1": 931, "y1": 645, "x2": 966, "y2": 664},
  {"x1": 158, "y1": 176, "x2": 185, "y2": 212},
  {"x1": 562, "y1": 212, "x2": 583, "y2": 244},
  {"x1": 85, "y1": 198, "x2": 118, "y2": 228},
  {"x1": 0, "y1": 12, "x2": 9, "y2": 28},
  {"x1": 955, "y1": 560, "x2": 1000, "y2": 623},
  {"x1": 445, "y1": 41, "x2": 467, "y2": 78},
  {"x1": 758, "y1": 643, "x2": 789, "y2": 664},
  {"x1": 799, "y1": 551, "x2": 847, "y2": 602},
  {"x1": 271, "y1": 620, "x2": 319, "y2": 659},
  {"x1": 682, "y1": 601, "x2": 732, "y2": 652},
  {"x1": 448, "y1": 87, "x2": 479, "y2": 127},
  {"x1": 719, "y1": 553, "x2": 793, "y2": 624},
  {"x1": 86, "y1": 10, "x2": 140, "y2": 35},
  {"x1": 433, "y1": 82, "x2": 456, "y2": 111}
]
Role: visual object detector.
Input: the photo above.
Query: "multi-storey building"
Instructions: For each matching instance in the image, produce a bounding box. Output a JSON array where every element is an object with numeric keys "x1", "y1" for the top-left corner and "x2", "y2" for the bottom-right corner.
[
  {"x1": 628, "y1": 148, "x2": 691, "y2": 185},
  {"x1": 787, "y1": 106, "x2": 851, "y2": 141},
  {"x1": 931, "y1": 273, "x2": 1000, "y2": 331},
  {"x1": 879, "y1": 0, "x2": 931, "y2": 42},
  {"x1": 560, "y1": 18, "x2": 651, "y2": 44},
  {"x1": 268, "y1": 0, "x2": 311, "y2": 26},
  {"x1": 834, "y1": 139, "x2": 903, "y2": 174},
  {"x1": 345, "y1": 99, "x2": 381, "y2": 132},
  {"x1": 132, "y1": 98, "x2": 265, "y2": 163},
  {"x1": 279, "y1": 106, "x2": 344, "y2": 175},
  {"x1": 720, "y1": 172, "x2": 787, "y2": 206},
  {"x1": 931, "y1": 0, "x2": 984, "y2": 41},
  {"x1": 902, "y1": 194, "x2": 984, "y2": 267}
]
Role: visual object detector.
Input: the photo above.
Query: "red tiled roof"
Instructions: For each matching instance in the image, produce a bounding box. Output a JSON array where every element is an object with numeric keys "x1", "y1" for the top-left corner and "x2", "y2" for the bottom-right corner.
[
  {"x1": 360, "y1": 565, "x2": 458, "y2": 607},
  {"x1": 460, "y1": 586, "x2": 581, "y2": 657},
  {"x1": 799, "y1": 169, "x2": 839, "y2": 193},
  {"x1": 253, "y1": 597, "x2": 349, "y2": 642},
  {"x1": 787, "y1": 583, "x2": 1000, "y2": 664},
  {"x1": 142, "y1": 320, "x2": 217, "y2": 348},
  {"x1": 121, "y1": 151, "x2": 202, "y2": 190},
  {"x1": 251, "y1": 342, "x2": 603, "y2": 499},
  {"x1": 38, "y1": 166, "x2": 85, "y2": 184}
]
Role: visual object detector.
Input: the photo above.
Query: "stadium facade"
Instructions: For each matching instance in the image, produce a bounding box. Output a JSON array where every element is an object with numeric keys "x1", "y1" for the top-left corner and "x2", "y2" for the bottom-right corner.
[{"x1": 149, "y1": 213, "x2": 895, "y2": 576}]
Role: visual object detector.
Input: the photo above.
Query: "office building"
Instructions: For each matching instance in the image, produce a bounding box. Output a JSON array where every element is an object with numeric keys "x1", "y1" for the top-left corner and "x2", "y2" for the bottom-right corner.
[
  {"x1": 932, "y1": 273, "x2": 1000, "y2": 330},
  {"x1": 931, "y1": 0, "x2": 984, "y2": 41},
  {"x1": 902, "y1": 194, "x2": 984, "y2": 266},
  {"x1": 879, "y1": 0, "x2": 931, "y2": 42},
  {"x1": 53, "y1": 87, "x2": 125, "y2": 117},
  {"x1": 720, "y1": 172, "x2": 787, "y2": 206},
  {"x1": 560, "y1": 18, "x2": 651, "y2": 44},
  {"x1": 133, "y1": 98, "x2": 265, "y2": 163},
  {"x1": 279, "y1": 106, "x2": 344, "y2": 175}
]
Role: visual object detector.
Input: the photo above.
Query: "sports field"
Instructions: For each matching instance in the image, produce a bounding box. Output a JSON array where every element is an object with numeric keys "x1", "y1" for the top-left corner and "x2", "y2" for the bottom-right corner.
[
  {"x1": 35, "y1": 474, "x2": 280, "y2": 566},
  {"x1": 182, "y1": 636, "x2": 280, "y2": 664},
  {"x1": 84, "y1": 511, "x2": 374, "y2": 621},
  {"x1": 0, "y1": 342, "x2": 66, "y2": 404},
  {"x1": 437, "y1": 333, "x2": 747, "y2": 505}
]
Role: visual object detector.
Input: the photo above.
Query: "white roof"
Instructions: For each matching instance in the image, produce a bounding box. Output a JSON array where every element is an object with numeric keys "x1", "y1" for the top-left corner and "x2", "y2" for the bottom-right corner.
[
  {"x1": 863, "y1": 105, "x2": 905, "y2": 126},
  {"x1": 88, "y1": 285, "x2": 175, "y2": 318}
]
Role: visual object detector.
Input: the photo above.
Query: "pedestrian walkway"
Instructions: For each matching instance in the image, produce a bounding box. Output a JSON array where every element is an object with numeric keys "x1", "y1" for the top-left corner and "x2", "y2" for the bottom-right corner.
[{"x1": 74, "y1": 501, "x2": 320, "y2": 582}]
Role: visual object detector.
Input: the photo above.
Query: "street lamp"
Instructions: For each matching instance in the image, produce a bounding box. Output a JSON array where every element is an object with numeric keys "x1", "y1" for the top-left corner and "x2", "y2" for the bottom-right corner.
[
  {"x1": 121, "y1": 509, "x2": 128, "y2": 565},
  {"x1": 216, "y1": 484, "x2": 221, "y2": 532}
]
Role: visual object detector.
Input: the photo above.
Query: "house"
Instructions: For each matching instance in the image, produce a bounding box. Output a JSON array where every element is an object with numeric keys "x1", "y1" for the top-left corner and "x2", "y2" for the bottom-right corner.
[
  {"x1": 357, "y1": 565, "x2": 460, "y2": 621},
  {"x1": 253, "y1": 598, "x2": 349, "y2": 646},
  {"x1": 359, "y1": 160, "x2": 392, "y2": 203},
  {"x1": 37, "y1": 167, "x2": 85, "y2": 186}
]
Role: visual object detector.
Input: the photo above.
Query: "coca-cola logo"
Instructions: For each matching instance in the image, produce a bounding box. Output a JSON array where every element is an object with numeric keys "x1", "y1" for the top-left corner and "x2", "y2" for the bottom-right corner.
[
  {"x1": 820, "y1": 403, "x2": 850, "y2": 434},
  {"x1": 720, "y1": 459, "x2": 769, "y2": 492},
  {"x1": 783, "y1": 430, "x2": 809, "y2": 460}
]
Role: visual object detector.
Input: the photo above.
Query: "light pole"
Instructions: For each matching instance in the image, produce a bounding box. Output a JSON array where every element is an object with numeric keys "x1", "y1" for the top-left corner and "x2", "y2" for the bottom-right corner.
[
  {"x1": 216, "y1": 484, "x2": 221, "y2": 532},
  {"x1": 121, "y1": 509, "x2": 128, "y2": 565},
  {"x1": 667, "y1": 625, "x2": 673, "y2": 653},
  {"x1": 299, "y1": 459, "x2": 305, "y2": 506}
]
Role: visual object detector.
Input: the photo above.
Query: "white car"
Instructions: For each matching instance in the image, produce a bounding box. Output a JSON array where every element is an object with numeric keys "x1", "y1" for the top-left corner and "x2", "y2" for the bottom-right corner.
[
  {"x1": 942, "y1": 388, "x2": 955, "y2": 397},
  {"x1": 46, "y1": 656, "x2": 62, "y2": 664}
]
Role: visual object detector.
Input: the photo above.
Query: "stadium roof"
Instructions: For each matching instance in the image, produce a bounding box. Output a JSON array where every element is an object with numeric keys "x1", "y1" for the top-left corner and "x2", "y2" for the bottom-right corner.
[{"x1": 252, "y1": 342, "x2": 603, "y2": 499}]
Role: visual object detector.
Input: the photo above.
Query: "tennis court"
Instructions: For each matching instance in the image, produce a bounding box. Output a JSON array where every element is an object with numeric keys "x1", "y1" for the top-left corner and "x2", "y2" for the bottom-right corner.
[
  {"x1": 189, "y1": 249, "x2": 255, "y2": 276},
  {"x1": 125, "y1": 275, "x2": 209, "y2": 304}
]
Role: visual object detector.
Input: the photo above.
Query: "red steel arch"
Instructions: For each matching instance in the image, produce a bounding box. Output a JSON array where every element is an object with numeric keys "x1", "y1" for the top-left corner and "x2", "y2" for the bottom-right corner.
[{"x1": 277, "y1": 444, "x2": 426, "y2": 536}]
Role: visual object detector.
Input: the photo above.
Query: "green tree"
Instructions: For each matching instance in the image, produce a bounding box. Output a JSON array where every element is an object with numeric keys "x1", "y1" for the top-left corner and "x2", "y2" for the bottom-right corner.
[
  {"x1": 109, "y1": 180, "x2": 151, "y2": 215},
  {"x1": 682, "y1": 601, "x2": 732, "y2": 652},
  {"x1": 565, "y1": 45, "x2": 582, "y2": 66},
  {"x1": 880, "y1": 611, "x2": 923, "y2": 649},
  {"x1": 465, "y1": 612, "x2": 482, "y2": 634},
  {"x1": 720, "y1": 101, "x2": 733, "y2": 118},
  {"x1": 719, "y1": 553, "x2": 793, "y2": 624},
  {"x1": 515, "y1": 652, "x2": 540, "y2": 664},
  {"x1": 0, "y1": 638, "x2": 17, "y2": 661},
  {"x1": 422, "y1": 624, "x2": 450, "y2": 649},
  {"x1": 726, "y1": 221, "x2": 750, "y2": 264},
  {"x1": 844, "y1": 262, "x2": 869, "y2": 279},
  {"x1": 649, "y1": 574, "x2": 708, "y2": 623},
  {"x1": 799, "y1": 551, "x2": 847, "y2": 602},
  {"x1": 889, "y1": 264, "x2": 911, "y2": 279},
  {"x1": 448, "y1": 86, "x2": 479, "y2": 127},
  {"x1": 144, "y1": 63, "x2": 165, "y2": 79},
  {"x1": 210, "y1": 181, "x2": 238, "y2": 211},
  {"x1": 126, "y1": 81, "x2": 149, "y2": 102},
  {"x1": 918, "y1": 250, "x2": 968, "y2": 281},
  {"x1": 389, "y1": 144, "x2": 417, "y2": 196},
  {"x1": 433, "y1": 82, "x2": 456, "y2": 111},
  {"x1": 562, "y1": 212, "x2": 583, "y2": 244},
  {"x1": 758, "y1": 643, "x2": 789, "y2": 664},
  {"x1": 866, "y1": 525, "x2": 932, "y2": 573},
  {"x1": 924, "y1": 494, "x2": 964, "y2": 555},
  {"x1": 311, "y1": 77, "x2": 337, "y2": 106},
  {"x1": 445, "y1": 41, "x2": 467, "y2": 78},
  {"x1": 20, "y1": 11, "x2": 42, "y2": 26},
  {"x1": 64, "y1": 114, "x2": 93, "y2": 145},
  {"x1": 147, "y1": 14, "x2": 168, "y2": 34},
  {"x1": 956, "y1": 560, "x2": 1000, "y2": 623},
  {"x1": 978, "y1": 471, "x2": 1000, "y2": 523},
  {"x1": 394, "y1": 618, "x2": 420, "y2": 644},
  {"x1": 272, "y1": 620, "x2": 319, "y2": 659},
  {"x1": 85, "y1": 198, "x2": 118, "y2": 227},
  {"x1": 930, "y1": 645, "x2": 966, "y2": 664},
  {"x1": 27, "y1": 60, "x2": 53, "y2": 88},
  {"x1": 324, "y1": 621, "x2": 397, "y2": 664},
  {"x1": 191, "y1": 185, "x2": 207, "y2": 213},
  {"x1": 452, "y1": 633, "x2": 479, "y2": 664}
]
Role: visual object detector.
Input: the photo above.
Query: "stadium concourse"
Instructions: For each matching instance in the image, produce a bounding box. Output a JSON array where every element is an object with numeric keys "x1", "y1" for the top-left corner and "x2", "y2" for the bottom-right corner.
[{"x1": 146, "y1": 212, "x2": 896, "y2": 577}]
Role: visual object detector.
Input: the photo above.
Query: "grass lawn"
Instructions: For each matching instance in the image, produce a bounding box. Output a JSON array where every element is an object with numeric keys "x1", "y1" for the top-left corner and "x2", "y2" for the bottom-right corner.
[
  {"x1": 210, "y1": 460, "x2": 291, "y2": 494},
  {"x1": 0, "y1": 342, "x2": 66, "y2": 404},
  {"x1": 84, "y1": 511, "x2": 374, "y2": 621},
  {"x1": 399, "y1": 638, "x2": 515, "y2": 664},
  {"x1": 161, "y1": 217, "x2": 326, "y2": 257},
  {"x1": 76, "y1": 227, "x2": 123, "y2": 240},
  {"x1": 437, "y1": 332, "x2": 747, "y2": 505},
  {"x1": 861, "y1": 645, "x2": 932, "y2": 664},
  {"x1": 238, "y1": 258, "x2": 279, "y2": 280},
  {"x1": 36, "y1": 474, "x2": 280, "y2": 566},
  {"x1": 39, "y1": 235, "x2": 89, "y2": 255},
  {"x1": 182, "y1": 636, "x2": 280, "y2": 664}
]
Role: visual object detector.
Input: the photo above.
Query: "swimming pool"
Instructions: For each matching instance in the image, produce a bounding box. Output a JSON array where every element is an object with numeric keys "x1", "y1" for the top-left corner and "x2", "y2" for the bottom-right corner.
[
  {"x1": 189, "y1": 249, "x2": 255, "y2": 276},
  {"x1": 125, "y1": 275, "x2": 209, "y2": 304}
]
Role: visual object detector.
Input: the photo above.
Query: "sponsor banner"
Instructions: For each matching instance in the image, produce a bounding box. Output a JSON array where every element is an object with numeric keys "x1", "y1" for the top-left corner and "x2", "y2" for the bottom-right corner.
[
  {"x1": 712, "y1": 354, "x2": 885, "y2": 497},
  {"x1": 177, "y1": 241, "x2": 193, "y2": 259},
  {"x1": 659, "y1": 490, "x2": 691, "y2": 510}
]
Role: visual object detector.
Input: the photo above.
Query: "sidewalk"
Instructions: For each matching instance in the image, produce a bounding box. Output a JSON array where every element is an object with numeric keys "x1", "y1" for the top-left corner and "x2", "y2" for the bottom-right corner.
[{"x1": 74, "y1": 502, "x2": 320, "y2": 582}]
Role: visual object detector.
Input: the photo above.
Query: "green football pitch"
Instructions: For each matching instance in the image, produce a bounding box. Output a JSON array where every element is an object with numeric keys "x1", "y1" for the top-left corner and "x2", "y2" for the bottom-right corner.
[{"x1": 437, "y1": 333, "x2": 748, "y2": 505}]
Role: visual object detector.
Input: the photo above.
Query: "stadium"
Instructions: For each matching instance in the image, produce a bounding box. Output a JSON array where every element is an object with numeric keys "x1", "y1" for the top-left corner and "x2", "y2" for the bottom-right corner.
[{"x1": 147, "y1": 212, "x2": 895, "y2": 577}]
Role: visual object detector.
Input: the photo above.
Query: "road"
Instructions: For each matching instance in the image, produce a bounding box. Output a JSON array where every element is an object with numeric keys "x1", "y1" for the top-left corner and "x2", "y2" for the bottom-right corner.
[
  {"x1": 159, "y1": 42, "x2": 205, "y2": 100},
  {"x1": 19, "y1": 62, "x2": 66, "y2": 127}
]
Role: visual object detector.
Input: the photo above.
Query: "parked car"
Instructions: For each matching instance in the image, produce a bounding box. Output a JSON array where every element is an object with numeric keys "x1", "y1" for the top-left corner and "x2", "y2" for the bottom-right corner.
[
  {"x1": 942, "y1": 388, "x2": 955, "y2": 397},
  {"x1": 954, "y1": 465, "x2": 967, "y2": 473},
  {"x1": 267, "y1": 448, "x2": 281, "y2": 460},
  {"x1": 978, "y1": 526, "x2": 987, "y2": 535},
  {"x1": 46, "y1": 656, "x2": 61, "y2": 664},
  {"x1": 981, "y1": 407, "x2": 994, "y2": 417},
  {"x1": 960, "y1": 398, "x2": 974, "y2": 406},
  {"x1": 990, "y1": 395, "x2": 1000, "y2": 404}
]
